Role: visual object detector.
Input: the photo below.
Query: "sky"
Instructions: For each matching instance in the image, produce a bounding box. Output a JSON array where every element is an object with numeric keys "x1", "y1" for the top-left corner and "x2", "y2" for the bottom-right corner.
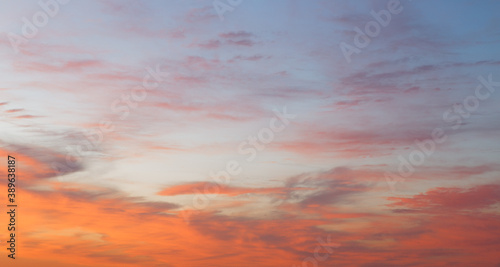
[{"x1": 1, "y1": 0, "x2": 500, "y2": 266}]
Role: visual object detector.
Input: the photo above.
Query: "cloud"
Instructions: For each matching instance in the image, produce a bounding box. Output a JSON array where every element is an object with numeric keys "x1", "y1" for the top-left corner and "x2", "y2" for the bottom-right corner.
[
  {"x1": 388, "y1": 184, "x2": 500, "y2": 212},
  {"x1": 282, "y1": 167, "x2": 374, "y2": 207},
  {"x1": 184, "y1": 6, "x2": 217, "y2": 23},
  {"x1": 219, "y1": 31, "x2": 254, "y2": 39},
  {"x1": 0, "y1": 143, "x2": 83, "y2": 180},
  {"x1": 157, "y1": 182, "x2": 291, "y2": 197},
  {"x1": 228, "y1": 55, "x2": 270, "y2": 63},
  {"x1": 6, "y1": 108, "x2": 24, "y2": 113},
  {"x1": 226, "y1": 39, "x2": 257, "y2": 47},
  {"x1": 14, "y1": 114, "x2": 41, "y2": 119},
  {"x1": 193, "y1": 39, "x2": 221, "y2": 49},
  {"x1": 14, "y1": 59, "x2": 104, "y2": 73}
]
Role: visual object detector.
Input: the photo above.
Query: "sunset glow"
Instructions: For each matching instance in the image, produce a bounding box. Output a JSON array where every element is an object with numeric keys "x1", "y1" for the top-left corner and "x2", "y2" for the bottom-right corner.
[{"x1": 1, "y1": 0, "x2": 500, "y2": 266}]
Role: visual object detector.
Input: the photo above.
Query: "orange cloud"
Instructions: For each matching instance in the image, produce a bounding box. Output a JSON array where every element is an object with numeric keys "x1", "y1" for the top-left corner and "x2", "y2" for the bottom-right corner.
[{"x1": 157, "y1": 181, "x2": 291, "y2": 197}]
